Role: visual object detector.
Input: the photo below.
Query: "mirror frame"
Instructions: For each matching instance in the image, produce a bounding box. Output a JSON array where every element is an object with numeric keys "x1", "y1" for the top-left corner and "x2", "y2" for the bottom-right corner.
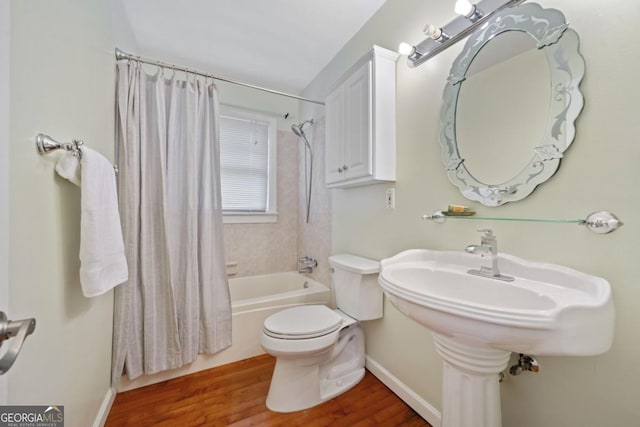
[{"x1": 440, "y1": 2, "x2": 585, "y2": 206}]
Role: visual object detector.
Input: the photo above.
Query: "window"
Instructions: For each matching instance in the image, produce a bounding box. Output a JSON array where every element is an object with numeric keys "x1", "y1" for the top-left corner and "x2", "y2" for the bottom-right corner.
[{"x1": 219, "y1": 105, "x2": 277, "y2": 223}]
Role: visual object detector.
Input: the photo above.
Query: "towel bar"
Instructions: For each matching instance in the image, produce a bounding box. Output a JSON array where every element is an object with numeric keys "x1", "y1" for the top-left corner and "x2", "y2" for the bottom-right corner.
[
  {"x1": 35, "y1": 133, "x2": 118, "y2": 174},
  {"x1": 36, "y1": 133, "x2": 83, "y2": 157}
]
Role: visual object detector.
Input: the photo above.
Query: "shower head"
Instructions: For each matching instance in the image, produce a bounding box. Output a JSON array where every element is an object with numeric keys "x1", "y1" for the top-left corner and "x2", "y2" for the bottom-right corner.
[
  {"x1": 291, "y1": 125, "x2": 303, "y2": 138},
  {"x1": 291, "y1": 119, "x2": 314, "y2": 152},
  {"x1": 291, "y1": 119, "x2": 314, "y2": 138}
]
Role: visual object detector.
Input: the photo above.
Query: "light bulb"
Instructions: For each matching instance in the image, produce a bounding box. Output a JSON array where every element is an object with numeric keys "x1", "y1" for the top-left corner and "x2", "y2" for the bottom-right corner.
[
  {"x1": 423, "y1": 24, "x2": 443, "y2": 40},
  {"x1": 455, "y1": 0, "x2": 475, "y2": 17},
  {"x1": 398, "y1": 42, "x2": 416, "y2": 56}
]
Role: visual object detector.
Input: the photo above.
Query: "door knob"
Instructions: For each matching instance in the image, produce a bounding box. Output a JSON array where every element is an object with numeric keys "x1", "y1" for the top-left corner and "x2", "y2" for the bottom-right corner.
[{"x1": 0, "y1": 311, "x2": 36, "y2": 374}]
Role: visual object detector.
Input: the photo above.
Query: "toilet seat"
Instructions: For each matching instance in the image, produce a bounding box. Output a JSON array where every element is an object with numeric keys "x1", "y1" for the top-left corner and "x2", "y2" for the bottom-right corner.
[{"x1": 263, "y1": 305, "x2": 343, "y2": 340}]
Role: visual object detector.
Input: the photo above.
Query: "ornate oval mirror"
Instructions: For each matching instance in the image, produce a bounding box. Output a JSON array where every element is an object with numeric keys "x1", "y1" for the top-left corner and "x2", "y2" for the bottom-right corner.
[{"x1": 440, "y1": 3, "x2": 585, "y2": 206}]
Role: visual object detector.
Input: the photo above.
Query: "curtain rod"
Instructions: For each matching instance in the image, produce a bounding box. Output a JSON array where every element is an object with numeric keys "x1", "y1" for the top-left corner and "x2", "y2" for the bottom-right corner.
[{"x1": 114, "y1": 48, "x2": 325, "y2": 106}]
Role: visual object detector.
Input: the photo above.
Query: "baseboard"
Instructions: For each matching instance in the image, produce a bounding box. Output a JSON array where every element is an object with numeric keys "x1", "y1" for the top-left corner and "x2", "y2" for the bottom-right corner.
[
  {"x1": 92, "y1": 387, "x2": 116, "y2": 427},
  {"x1": 365, "y1": 355, "x2": 441, "y2": 427}
]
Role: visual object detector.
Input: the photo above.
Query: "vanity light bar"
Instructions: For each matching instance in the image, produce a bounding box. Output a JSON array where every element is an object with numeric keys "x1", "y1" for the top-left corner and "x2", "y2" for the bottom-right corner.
[{"x1": 405, "y1": 0, "x2": 525, "y2": 68}]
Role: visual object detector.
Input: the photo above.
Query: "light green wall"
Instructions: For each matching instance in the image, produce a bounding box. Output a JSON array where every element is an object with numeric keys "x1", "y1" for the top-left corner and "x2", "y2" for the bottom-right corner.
[
  {"x1": 9, "y1": 0, "x2": 117, "y2": 425},
  {"x1": 304, "y1": 0, "x2": 640, "y2": 425},
  {"x1": 0, "y1": 0, "x2": 10, "y2": 406}
]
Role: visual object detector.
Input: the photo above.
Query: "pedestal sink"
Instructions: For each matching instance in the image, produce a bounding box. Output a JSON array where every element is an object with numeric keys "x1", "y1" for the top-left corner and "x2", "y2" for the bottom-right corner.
[{"x1": 378, "y1": 249, "x2": 614, "y2": 427}]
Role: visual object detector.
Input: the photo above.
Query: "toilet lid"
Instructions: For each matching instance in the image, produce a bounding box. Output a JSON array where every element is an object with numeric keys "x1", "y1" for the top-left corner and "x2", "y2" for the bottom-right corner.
[{"x1": 264, "y1": 305, "x2": 343, "y2": 339}]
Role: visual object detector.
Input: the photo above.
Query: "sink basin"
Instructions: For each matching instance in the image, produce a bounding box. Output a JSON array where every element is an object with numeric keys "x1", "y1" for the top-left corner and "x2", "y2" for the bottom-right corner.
[
  {"x1": 379, "y1": 249, "x2": 614, "y2": 427},
  {"x1": 379, "y1": 249, "x2": 614, "y2": 356}
]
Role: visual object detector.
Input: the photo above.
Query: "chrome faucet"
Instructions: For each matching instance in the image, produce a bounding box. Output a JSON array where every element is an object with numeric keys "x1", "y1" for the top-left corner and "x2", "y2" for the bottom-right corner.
[
  {"x1": 465, "y1": 229, "x2": 514, "y2": 282},
  {"x1": 298, "y1": 256, "x2": 318, "y2": 274}
]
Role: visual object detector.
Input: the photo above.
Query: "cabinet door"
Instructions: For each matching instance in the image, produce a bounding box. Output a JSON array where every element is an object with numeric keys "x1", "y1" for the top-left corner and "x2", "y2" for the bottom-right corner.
[
  {"x1": 343, "y1": 59, "x2": 372, "y2": 180},
  {"x1": 325, "y1": 86, "x2": 344, "y2": 185}
]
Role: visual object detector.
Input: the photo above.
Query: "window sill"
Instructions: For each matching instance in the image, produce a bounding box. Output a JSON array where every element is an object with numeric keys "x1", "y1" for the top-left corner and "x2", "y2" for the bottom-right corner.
[{"x1": 223, "y1": 212, "x2": 278, "y2": 224}]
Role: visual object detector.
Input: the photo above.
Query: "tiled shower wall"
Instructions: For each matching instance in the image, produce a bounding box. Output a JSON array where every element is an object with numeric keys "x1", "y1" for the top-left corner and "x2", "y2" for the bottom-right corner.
[{"x1": 223, "y1": 130, "x2": 299, "y2": 277}]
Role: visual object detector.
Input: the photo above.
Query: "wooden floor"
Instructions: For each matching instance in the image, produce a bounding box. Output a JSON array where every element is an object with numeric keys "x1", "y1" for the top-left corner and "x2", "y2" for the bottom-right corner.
[{"x1": 106, "y1": 354, "x2": 432, "y2": 426}]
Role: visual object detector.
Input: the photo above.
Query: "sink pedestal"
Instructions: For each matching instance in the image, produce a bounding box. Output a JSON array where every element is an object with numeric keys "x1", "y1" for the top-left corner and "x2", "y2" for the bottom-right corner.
[{"x1": 433, "y1": 334, "x2": 511, "y2": 427}]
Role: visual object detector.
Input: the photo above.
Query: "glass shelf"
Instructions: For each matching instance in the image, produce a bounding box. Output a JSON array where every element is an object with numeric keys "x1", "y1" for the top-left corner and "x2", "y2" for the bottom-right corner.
[{"x1": 422, "y1": 210, "x2": 623, "y2": 234}]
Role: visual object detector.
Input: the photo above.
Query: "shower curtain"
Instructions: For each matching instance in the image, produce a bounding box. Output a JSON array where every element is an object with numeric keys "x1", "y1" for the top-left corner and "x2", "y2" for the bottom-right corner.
[{"x1": 112, "y1": 61, "x2": 231, "y2": 385}]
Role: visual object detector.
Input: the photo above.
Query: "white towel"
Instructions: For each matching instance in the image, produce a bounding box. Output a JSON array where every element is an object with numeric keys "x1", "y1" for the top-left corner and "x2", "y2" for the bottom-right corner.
[{"x1": 56, "y1": 148, "x2": 128, "y2": 297}]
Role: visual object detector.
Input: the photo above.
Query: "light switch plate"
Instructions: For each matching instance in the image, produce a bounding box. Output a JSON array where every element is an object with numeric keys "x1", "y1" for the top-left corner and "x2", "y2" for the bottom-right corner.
[{"x1": 386, "y1": 188, "x2": 395, "y2": 209}]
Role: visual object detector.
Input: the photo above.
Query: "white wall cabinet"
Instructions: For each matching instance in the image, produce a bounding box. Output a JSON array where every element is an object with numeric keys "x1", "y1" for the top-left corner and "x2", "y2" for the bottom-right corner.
[{"x1": 325, "y1": 46, "x2": 398, "y2": 188}]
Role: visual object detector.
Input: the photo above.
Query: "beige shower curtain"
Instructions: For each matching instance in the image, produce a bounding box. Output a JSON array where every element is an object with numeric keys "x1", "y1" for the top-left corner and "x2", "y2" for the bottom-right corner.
[{"x1": 112, "y1": 61, "x2": 231, "y2": 385}]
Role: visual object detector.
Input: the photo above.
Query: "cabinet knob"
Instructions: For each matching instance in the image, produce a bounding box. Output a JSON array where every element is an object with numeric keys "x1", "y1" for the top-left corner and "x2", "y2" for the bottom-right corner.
[
  {"x1": 343, "y1": 165, "x2": 348, "y2": 171},
  {"x1": 338, "y1": 167, "x2": 343, "y2": 173}
]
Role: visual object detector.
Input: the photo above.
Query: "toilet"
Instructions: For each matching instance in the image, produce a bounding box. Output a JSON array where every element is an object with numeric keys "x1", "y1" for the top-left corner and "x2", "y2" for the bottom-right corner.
[{"x1": 260, "y1": 254, "x2": 383, "y2": 413}]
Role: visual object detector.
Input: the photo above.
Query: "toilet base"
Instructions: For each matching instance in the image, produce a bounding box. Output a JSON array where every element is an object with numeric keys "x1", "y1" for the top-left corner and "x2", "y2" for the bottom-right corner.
[{"x1": 265, "y1": 326, "x2": 365, "y2": 413}]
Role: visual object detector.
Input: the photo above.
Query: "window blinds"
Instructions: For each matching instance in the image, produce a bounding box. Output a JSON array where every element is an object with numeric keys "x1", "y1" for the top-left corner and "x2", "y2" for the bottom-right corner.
[{"x1": 219, "y1": 114, "x2": 270, "y2": 212}]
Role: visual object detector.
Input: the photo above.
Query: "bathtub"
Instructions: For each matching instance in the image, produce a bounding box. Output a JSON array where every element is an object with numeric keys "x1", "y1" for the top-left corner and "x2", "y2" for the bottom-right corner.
[
  {"x1": 119, "y1": 271, "x2": 330, "y2": 391},
  {"x1": 230, "y1": 271, "x2": 330, "y2": 313}
]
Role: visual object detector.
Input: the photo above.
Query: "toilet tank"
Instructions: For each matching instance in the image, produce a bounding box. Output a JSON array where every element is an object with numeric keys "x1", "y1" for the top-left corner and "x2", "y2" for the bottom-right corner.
[{"x1": 329, "y1": 254, "x2": 383, "y2": 321}]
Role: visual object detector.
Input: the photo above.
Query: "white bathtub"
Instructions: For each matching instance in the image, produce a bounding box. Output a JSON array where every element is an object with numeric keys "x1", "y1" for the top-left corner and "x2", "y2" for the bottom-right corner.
[
  {"x1": 119, "y1": 271, "x2": 330, "y2": 391},
  {"x1": 231, "y1": 271, "x2": 330, "y2": 313}
]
